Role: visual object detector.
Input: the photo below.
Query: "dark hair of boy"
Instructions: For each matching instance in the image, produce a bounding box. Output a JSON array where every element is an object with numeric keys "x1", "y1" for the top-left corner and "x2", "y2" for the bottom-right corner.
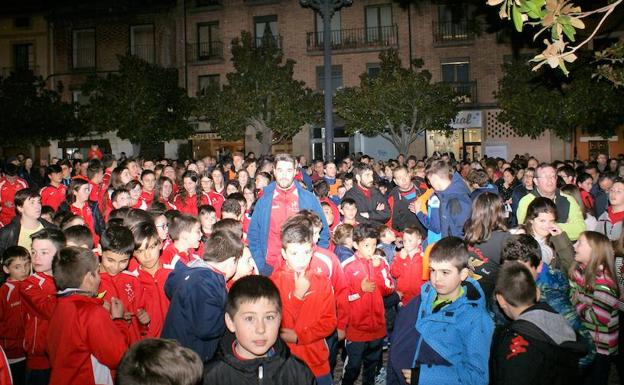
[
  {"x1": 320, "y1": 201, "x2": 332, "y2": 210},
  {"x1": 52, "y1": 246, "x2": 98, "y2": 291},
  {"x1": 221, "y1": 198, "x2": 242, "y2": 217},
  {"x1": 353, "y1": 223, "x2": 379, "y2": 244},
  {"x1": 373, "y1": 248, "x2": 386, "y2": 259},
  {"x1": 495, "y1": 263, "x2": 538, "y2": 307},
  {"x1": 280, "y1": 222, "x2": 313, "y2": 248},
  {"x1": 226, "y1": 275, "x2": 282, "y2": 318},
  {"x1": 227, "y1": 192, "x2": 245, "y2": 206},
  {"x1": 100, "y1": 226, "x2": 135, "y2": 256},
  {"x1": 46, "y1": 164, "x2": 62, "y2": 177},
  {"x1": 340, "y1": 197, "x2": 357, "y2": 210},
  {"x1": 429, "y1": 236, "x2": 469, "y2": 270},
  {"x1": 425, "y1": 159, "x2": 453, "y2": 178},
  {"x1": 14, "y1": 188, "x2": 40, "y2": 209},
  {"x1": 2, "y1": 245, "x2": 30, "y2": 267},
  {"x1": 4, "y1": 163, "x2": 18, "y2": 177},
  {"x1": 41, "y1": 205, "x2": 55, "y2": 218},
  {"x1": 31, "y1": 228, "x2": 66, "y2": 253},
  {"x1": 403, "y1": 225, "x2": 423, "y2": 238},
  {"x1": 168, "y1": 214, "x2": 199, "y2": 242},
  {"x1": 140, "y1": 169, "x2": 155, "y2": 180},
  {"x1": 124, "y1": 209, "x2": 153, "y2": 231},
  {"x1": 108, "y1": 207, "x2": 132, "y2": 223},
  {"x1": 558, "y1": 165, "x2": 576, "y2": 179},
  {"x1": 296, "y1": 209, "x2": 322, "y2": 229},
  {"x1": 313, "y1": 180, "x2": 330, "y2": 198},
  {"x1": 203, "y1": 229, "x2": 243, "y2": 263},
  {"x1": 130, "y1": 221, "x2": 160, "y2": 250},
  {"x1": 116, "y1": 338, "x2": 203, "y2": 385},
  {"x1": 199, "y1": 205, "x2": 216, "y2": 217},
  {"x1": 212, "y1": 219, "x2": 243, "y2": 239},
  {"x1": 257, "y1": 171, "x2": 273, "y2": 183},
  {"x1": 332, "y1": 223, "x2": 353, "y2": 245},
  {"x1": 342, "y1": 172, "x2": 355, "y2": 184},
  {"x1": 87, "y1": 160, "x2": 104, "y2": 180},
  {"x1": 111, "y1": 188, "x2": 130, "y2": 203},
  {"x1": 501, "y1": 234, "x2": 541, "y2": 268},
  {"x1": 147, "y1": 202, "x2": 167, "y2": 218},
  {"x1": 63, "y1": 225, "x2": 95, "y2": 250}
]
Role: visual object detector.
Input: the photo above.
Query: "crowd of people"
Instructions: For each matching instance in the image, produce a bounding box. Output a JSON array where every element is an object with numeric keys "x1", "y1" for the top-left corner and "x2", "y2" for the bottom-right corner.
[{"x1": 0, "y1": 145, "x2": 624, "y2": 385}]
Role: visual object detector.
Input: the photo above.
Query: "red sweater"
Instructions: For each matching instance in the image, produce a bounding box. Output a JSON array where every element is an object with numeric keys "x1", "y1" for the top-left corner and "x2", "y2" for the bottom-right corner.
[
  {"x1": 310, "y1": 246, "x2": 349, "y2": 331},
  {"x1": 270, "y1": 267, "x2": 336, "y2": 377},
  {"x1": 205, "y1": 191, "x2": 225, "y2": 218},
  {"x1": 0, "y1": 347, "x2": 11, "y2": 385},
  {"x1": 47, "y1": 294, "x2": 128, "y2": 385},
  {"x1": 390, "y1": 250, "x2": 425, "y2": 306},
  {"x1": 0, "y1": 177, "x2": 28, "y2": 226},
  {"x1": 40, "y1": 184, "x2": 67, "y2": 211},
  {"x1": 0, "y1": 280, "x2": 25, "y2": 359},
  {"x1": 18, "y1": 273, "x2": 57, "y2": 369},
  {"x1": 70, "y1": 203, "x2": 99, "y2": 246},
  {"x1": 173, "y1": 193, "x2": 209, "y2": 216},
  {"x1": 98, "y1": 270, "x2": 147, "y2": 343},
  {"x1": 266, "y1": 185, "x2": 299, "y2": 270},
  {"x1": 159, "y1": 243, "x2": 201, "y2": 270},
  {"x1": 136, "y1": 266, "x2": 172, "y2": 338},
  {"x1": 341, "y1": 254, "x2": 394, "y2": 342}
]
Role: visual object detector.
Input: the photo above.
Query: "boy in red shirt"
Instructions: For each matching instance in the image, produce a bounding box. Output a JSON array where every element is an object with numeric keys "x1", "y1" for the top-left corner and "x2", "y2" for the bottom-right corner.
[
  {"x1": 270, "y1": 222, "x2": 337, "y2": 385},
  {"x1": 40, "y1": 165, "x2": 66, "y2": 212},
  {"x1": 18, "y1": 228, "x2": 65, "y2": 385},
  {"x1": 48, "y1": 246, "x2": 128, "y2": 385},
  {"x1": 0, "y1": 164, "x2": 29, "y2": 226},
  {"x1": 390, "y1": 225, "x2": 427, "y2": 306},
  {"x1": 0, "y1": 246, "x2": 30, "y2": 385},
  {"x1": 341, "y1": 223, "x2": 394, "y2": 385},
  {"x1": 98, "y1": 225, "x2": 150, "y2": 343},
  {"x1": 159, "y1": 214, "x2": 202, "y2": 269}
]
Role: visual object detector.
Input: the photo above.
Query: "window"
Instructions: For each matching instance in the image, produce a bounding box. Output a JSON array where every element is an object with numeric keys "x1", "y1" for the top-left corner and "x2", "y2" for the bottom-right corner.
[
  {"x1": 316, "y1": 65, "x2": 343, "y2": 93},
  {"x1": 435, "y1": 4, "x2": 473, "y2": 42},
  {"x1": 254, "y1": 15, "x2": 278, "y2": 47},
  {"x1": 73, "y1": 29, "x2": 96, "y2": 69},
  {"x1": 314, "y1": 10, "x2": 341, "y2": 45},
  {"x1": 197, "y1": 22, "x2": 221, "y2": 60},
  {"x1": 131, "y1": 25, "x2": 154, "y2": 63},
  {"x1": 367, "y1": 63, "x2": 381, "y2": 78},
  {"x1": 442, "y1": 60, "x2": 469, "y2": 83},
  {"x1": 13, "y1": 43, "x2": 34, "y2": 71},
  {"x1": 365, "y1": 4, "x2": 393, "y2": 43},
  {"x1": 198, "y1": 75, "x2": 220, "y2": 94}
]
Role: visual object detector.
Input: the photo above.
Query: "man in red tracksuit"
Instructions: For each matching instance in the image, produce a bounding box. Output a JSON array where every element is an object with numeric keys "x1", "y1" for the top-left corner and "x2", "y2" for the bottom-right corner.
[
  {"x1": 341, "y1": 223, "x2": 395, "y2": 385},
  {"x1": 39, "y1": 165, "x2": 66, "y2": 212},
  {"x1": 0, "y1": 164, "x2": 29, "y2": 226},
  {"x1": 48, "y1": 247, "x2": 128, "y2": 385}
]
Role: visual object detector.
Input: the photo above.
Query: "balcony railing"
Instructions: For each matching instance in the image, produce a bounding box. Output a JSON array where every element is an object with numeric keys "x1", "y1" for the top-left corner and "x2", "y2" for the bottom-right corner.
[
  {"x1": 253, "y1": 34, "x2": 282, "y2": 49},
  {"x1": 306, "y1": 25, "x2": 398, "y2": 52},
  {"x1": 447, "y1": 81, "x2": 478, "y2": 105},
  {"x1": 1, "y1": 65, "x2": 40, "y2": 78},
  {"x1": 186, "y1": 41, "x2": 224, "y2": 62},
  {"x1": 433, "y1": 21, "x2": 474, "y2": 44},
  {"x1": 73, "y1": 47, "x2": 96, "y2": 69},
  {"x1": 130, "y1": 44, "x2": 155, "y2": 63}
]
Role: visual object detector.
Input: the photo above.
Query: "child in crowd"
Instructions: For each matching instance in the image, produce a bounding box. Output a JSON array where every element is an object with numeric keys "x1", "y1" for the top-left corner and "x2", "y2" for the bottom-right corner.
[
  {"x1": 18, "y1": 228, "x2": 65, "y2": 385},
  {"x1": 321, "y1": 201, "x2": 337, "y2": 233},
  {"x1": 377, "y1": 225, "x2": 397, "y2": 264},
  {"x1": 204, "y1": 275, "x2": 316, "y2": 385},
  {"x1": 160, "y1": 214, "x2": 202, "y2": 269},
  {"x1": 161, "y1": 229, "x2": 242, "y2": 362},
  {"x1": 339, "y1": 198, "x2": 358, "y2": 226},
  {"x1": 0, "y1": 246, "x2": 30, "y2": 385},
  {"x1": 67, "y1": 177, "x2": 101, "y2": 246},
  {"x1": 63, "y1": 225, "x2": 95, "y2": 250},
  {"x1": 491, "y1": 263, "x2": 586, "y2": 385},
  {"x1": 221, "y1": 198, "x2": 243, "y2": 221},
  {"x1": 333, "y1": 223, "x2": 355, "y2": 263},
  {"x1": 199, "y1": 205, "x2": 217, "y2": 240},
  {"x1": 98, "y1": 225, "x2": 150, "y2": 343},
  {"x1": 47, "y1": 247, "x2": 128, "y2": 385},
  {"x1": 341, "y1": 224, "x2": 394, "y2": 385},
  {"x1": 390, "y1": 225, "x2": 426, "y2": 307},
  {"x1": 270, "y1": 222, "x2": 337, "y2": 385},
  {"x1": 117, "y1": 339, "x2": 203, "y2": 385}
]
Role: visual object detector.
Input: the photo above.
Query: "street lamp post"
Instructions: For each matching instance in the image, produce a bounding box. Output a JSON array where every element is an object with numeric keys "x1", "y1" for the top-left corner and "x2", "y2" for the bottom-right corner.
[{"x1": 300, "y1": 0, "x2": 352, "y2": 161}]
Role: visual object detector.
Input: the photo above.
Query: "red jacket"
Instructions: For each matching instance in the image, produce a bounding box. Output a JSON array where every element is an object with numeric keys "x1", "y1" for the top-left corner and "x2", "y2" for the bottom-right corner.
[
  {"x1": 98, "y1": 270, "x2": 147, "y2": 343},
  {"x1": 390, "y1": 250, "x2": 425, "y2": 306},
  {"x1": 0, "y1": 178, "x2": 28, "y2": 226},
  {"x1": 341, "y1": 254, "x2": 394, "y2": 342},
  {"x1": 136, "y1": 266, "x2": 172, "y2": 338},
  {"x1": 18, "y1": 273, "x2": 57, "y2": 369},
  {"x1": 173, "y1": 193, "x2": 209, "y2": 216},
  {"x1": 310, "y1": 246, "x2": 349, "y2": 331},
  {"x1": 40, "y1": 184, "x2": 67, "y2": 211},
  {"x1": 270, "y1": 267, "x2": 336, "y2": 377},
  {"x1": 87, "y1": 148, "x2": 103, "y2": 160},
  {"x1": 0, "y1": 280, "x2": 25, "y2": 359},
  {"x1": 159, "y1": 243, "x2": 201, "y2": 270},
  {"x1": 320, "y1": 198, "x2": 340, "y2": 231},
  {"x1": 0, "y1": 346, "x2": 11, "y2": 385},
  {"x1": 205, "y1": 191, "x2": 225, "y2": 218},
  {"x1": 47, "y1": 293, "x2": 128, "y2": 385},
  {"x1": 70, "y1": 203, "x2": 99, "y2": 246}
]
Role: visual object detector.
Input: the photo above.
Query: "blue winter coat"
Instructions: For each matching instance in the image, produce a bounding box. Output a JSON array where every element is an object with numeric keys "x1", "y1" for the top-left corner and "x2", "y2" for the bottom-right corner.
[
  {"x1": 161, "y1": 261, "x2": 227, "y2": 363},
  {"x1": 248, "y1": 181, "x2": 330, "y2": 276}
]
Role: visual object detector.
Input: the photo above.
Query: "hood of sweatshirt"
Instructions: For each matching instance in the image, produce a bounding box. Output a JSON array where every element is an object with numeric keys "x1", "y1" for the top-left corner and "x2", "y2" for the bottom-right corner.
[
  {"x1": 215, "y1": 332, "x2": 292, "y2": 376},
  {"x1": 438, "y1": 172, "x2": 471, "y2": 200},
  {"x1": 515, "y1": 302, "x2": 585, "y2": 353}
]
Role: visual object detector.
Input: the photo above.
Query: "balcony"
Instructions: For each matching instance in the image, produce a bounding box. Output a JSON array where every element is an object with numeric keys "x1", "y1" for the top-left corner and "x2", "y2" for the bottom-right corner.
[
  {"x1": 73, "y1": 47, "x2": 96, "y2": 69},
  {"x1": 1, "y1": 65, "x2": 40, "y2": 78},
  {"x1": 130, "y1": 44, "x2": 155, "y2": 63},
  {"x1": 186, "y1": 41, "x2": 224, "y2": 63},
  {"x1": 433, "y1": 21, "x2": 474, "y2": 45},
  {"x1": 253, "y1": 34, "x2": 283, "y2": 49},
  {"x1": 447, "y1": 81, "x2": 478, "y2": 105},
  {"x1": 306, "y1": 25, "x2": 398, "y2": 52}
]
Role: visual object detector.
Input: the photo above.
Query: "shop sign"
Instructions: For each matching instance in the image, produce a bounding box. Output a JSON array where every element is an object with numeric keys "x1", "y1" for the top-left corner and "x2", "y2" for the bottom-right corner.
[{"x1": 450, "y1": 110, "x2": 482, "y2": 129}]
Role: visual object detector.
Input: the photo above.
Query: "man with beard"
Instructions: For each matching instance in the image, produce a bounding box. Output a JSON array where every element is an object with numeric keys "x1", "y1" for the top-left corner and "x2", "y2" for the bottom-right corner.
[
  {"x1": 343, "y1": 163, "x2": 390, "y2": 226},
  {"x1": 248, "y1": 153, "x2": 330, "y2": 276},
  {"x1": 387, "y1": 165, "x2": 426, "y2": 234}
]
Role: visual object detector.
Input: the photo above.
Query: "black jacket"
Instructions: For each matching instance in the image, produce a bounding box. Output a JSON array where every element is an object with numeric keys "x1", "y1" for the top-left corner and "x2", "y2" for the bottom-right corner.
[
  {"x1": 343, "y1": 185, "x2": 390, "y2": 226},
  {"x1": 490, "y1": 302, "x2": 586, "y2": 385},
  {"x1": 388, "y1": 186, "x2": 426, "y2": 234},
  {"x1": 0, "y1": 216, "x2": 56, "y2": 256},
  {"x1": 203, "y1": 332, "x2": 317, "y2": 385}
]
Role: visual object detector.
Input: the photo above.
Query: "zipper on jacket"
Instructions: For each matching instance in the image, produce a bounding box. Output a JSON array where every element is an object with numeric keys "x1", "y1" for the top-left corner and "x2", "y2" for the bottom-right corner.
[{"x1": 258, "y1": 364, "x2": 263, "y2": 385}]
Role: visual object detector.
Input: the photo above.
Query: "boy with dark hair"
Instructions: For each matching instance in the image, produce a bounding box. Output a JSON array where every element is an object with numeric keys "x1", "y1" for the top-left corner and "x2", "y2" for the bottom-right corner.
[
  {"x1": 162, "y1": 229, "x2": 243, "y2": 362},
  {"x1": 490, "y1": 263, "x2": 586, "y2": 385},
  {"x1": 63, "y1": 225, "x2": 94, "y2": 250},
  {"x1": 160, "y1": 214, "x2": 202, "y2": 269},
  {"x1": 99, "y1": 225, "x2": 149, "y2": 343},
  {"x1": 0, "y1": 163, "x2": 29, "y2": 226},
  {"x1": 270, "y1": 222, "x2": 336, "y2": 385},
  {"x1": 221, "y1": 198, "x2": 243, "y2": 221},
  {"x1": 204, "y1": 275, "x2": 317, "y2": 385},
  {"x1": 117, "y1": 339, "x2": 203, "y2": 385},
  {"x1": 341, "y1": 223, "x2": 394, "y2": 385},
  {"x1": 388, "y1": 236, "x2": 493, "y2": 385},
  {"x1": 18, "y1": 228, "x2": 65, "y2": 384},
  {"x1": 339, "y1": 198, "x2": 358, "y2": 226},
  {"x1": 0, "y1": 246, "x2": 30, "y2": 385},
  {"x1": 40, "y1": 164, "x2": 66, "y2": 212},
  {"x1": 47, "y1": 247, "x2": 128, "y2": 385}
]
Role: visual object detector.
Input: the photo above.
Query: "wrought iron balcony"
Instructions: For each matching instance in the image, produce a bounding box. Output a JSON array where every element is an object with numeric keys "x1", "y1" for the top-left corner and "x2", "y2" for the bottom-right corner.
[
  {"x1": 306, "y1": 25, "x2": 398, "y2": 52},
  {"x1": 186, "y1": 41, "x2": 224, "y2": 62},
  {"x1": 253, "y1": 34, "x2": 282, "y2": 49},
  {"x1": 130, "y1": 44, "x2": 155, "y2": 63},
  {"x1": 1, "y1": 65, "x2": 40, "y2": 78},
  {"x1": 447, "y1": 81, "x2": 478, "y2": 105},
  {"x1": 433, "y1": 21, "x2": 474, "y2": 44}
]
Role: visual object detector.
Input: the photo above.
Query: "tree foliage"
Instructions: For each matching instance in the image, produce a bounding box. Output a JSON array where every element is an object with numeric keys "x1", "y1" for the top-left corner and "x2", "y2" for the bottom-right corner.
[
  {"x1": 0, "y1": 71, "x2": 84, "y2": 147},
  {"x1": 335, "y1": 49, "x2": 458, "y2": 154},
  {"x1": 79, "y1": 54, "x2": 194, "y2": 148},
  {"x1": 496, "y1": 54, "x2": 624, "y2": 139},
  {"x1": 195, "y1": 31, "x2": 321, "y2": 155}
]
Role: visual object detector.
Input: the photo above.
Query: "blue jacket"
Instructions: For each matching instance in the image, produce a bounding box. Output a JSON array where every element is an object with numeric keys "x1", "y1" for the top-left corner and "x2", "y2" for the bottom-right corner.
[
  {"x1": 414, "y1": 278, "x2": 493, "y2": 385},
  {"x1": 469, "y1": 183, "x2": 499, "y2": 201},
  {"x1": 436, "y1": 172, "x2": 472, "y2": 238},
  {"x1": 161, "y1": 261, "x2": 227, "y2": 363},
  {"x1": 248, "y1": 181, "x2": 330, "y2": 276}
]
